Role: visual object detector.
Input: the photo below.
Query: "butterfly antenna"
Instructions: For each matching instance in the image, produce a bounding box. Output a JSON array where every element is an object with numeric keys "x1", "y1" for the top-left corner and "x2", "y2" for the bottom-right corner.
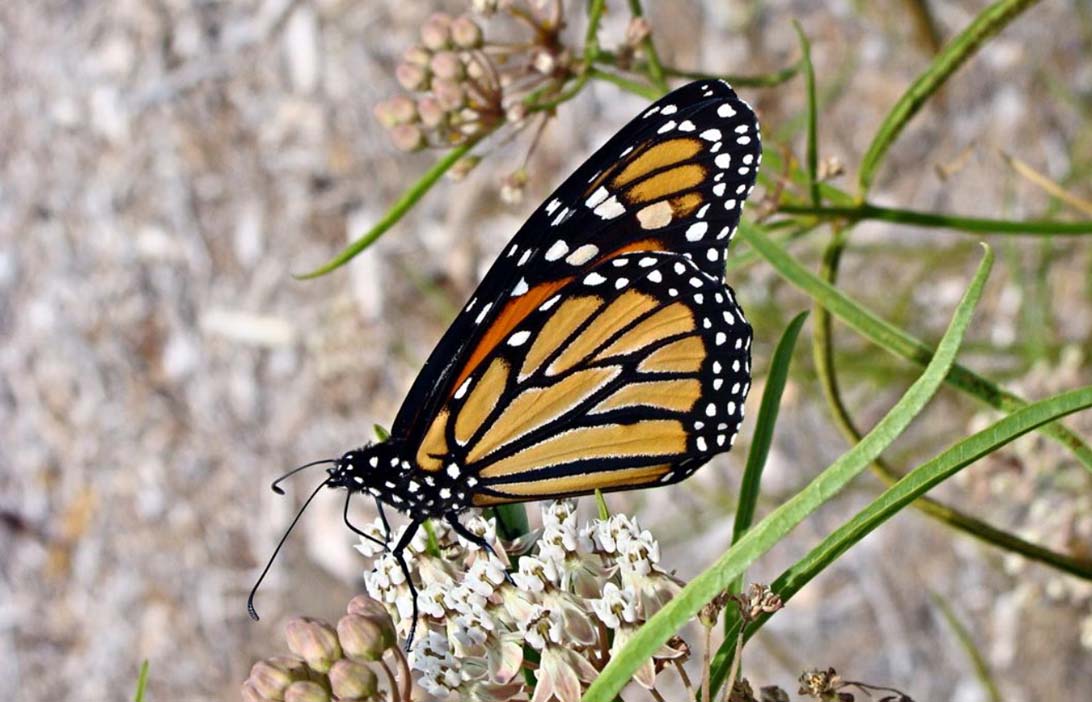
[
  {"x1": 271, "y1": 459, "x2": 335, "y2": 495},
  {"x1": 247, "y1": 477, "x2": 331, "y2": 621}
]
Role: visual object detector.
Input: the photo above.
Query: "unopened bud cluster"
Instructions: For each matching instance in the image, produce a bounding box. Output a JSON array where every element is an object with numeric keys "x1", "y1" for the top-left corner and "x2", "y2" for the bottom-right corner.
[
  {"x1": 373, "y1": 2, "x2": 571, "y2": 153},
  {"x1": 242, "y1": 597, "x2": 400, "y2": 702}
]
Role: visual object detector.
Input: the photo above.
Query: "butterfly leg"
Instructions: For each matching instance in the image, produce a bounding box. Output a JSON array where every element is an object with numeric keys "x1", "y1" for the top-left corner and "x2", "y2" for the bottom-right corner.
[
  {"x1": 446, "y1": 514, "x2": 515, "y2": 584},
  {"x1": 375, "y1": 497, "x2": 393, "y2": 544},
  {"x1": 343, "y1": 492, "x2": 386, "y2": 549},
  {"x1": 391, "y1": 520, "x2": 421, "y2": 652}
]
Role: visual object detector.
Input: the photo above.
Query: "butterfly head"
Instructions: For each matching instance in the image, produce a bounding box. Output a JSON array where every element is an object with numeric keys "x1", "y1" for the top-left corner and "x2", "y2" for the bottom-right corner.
[{"x1": 327, "y1": 441, "x2": 404, "y2": 493}]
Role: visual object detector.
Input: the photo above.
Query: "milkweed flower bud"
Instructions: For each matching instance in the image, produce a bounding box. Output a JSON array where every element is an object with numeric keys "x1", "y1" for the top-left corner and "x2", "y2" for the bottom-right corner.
[
  {"x1": 390, "y1": 124, "x2": 426, "y2": 152},
  {"x1": 431, "y1": 79, "x2": 466, "y2": 111},
  {"x1": 412, "y1": 96, "x2": 443, "y2": 127},
  {"x1": 283, "y1": 680, "x2": 330, "y2": 702},
  {"x1": 451, "y1": 15, "x2": 483, "y2": 48},
  {"x1": 284, "y1": 618, "x2": 341, "y2": 674},
  {"x1": 328, "y1": 659, "x2": 379, "y2": 700},
  {"x1": 346, "y1": 594, "x2": 397, "y2": 634},
  {"x1": 420, "y1": 13, "x2": 453, "y2": 51},
  {"x1": 241, "y1": 681, "x2": 275, "y2": 702},
  {"x1": 395, "y1": 61, "x2": 429, "y2": 91},
  {"x1": 372, "y1": 95, "x2": 417, "y2": 127},
  {"x1": 429, "y1": 51, "x2": 464, "y2": 81},
  {"x1": 247, "y1": 657, "x2": 306, "y2": 699},
  {"x1": 337, "y1": 613, "x2": 390, "y2": 661},
  {"x1": 402, "y1": 45, "x2": 431, "y2": 67}
]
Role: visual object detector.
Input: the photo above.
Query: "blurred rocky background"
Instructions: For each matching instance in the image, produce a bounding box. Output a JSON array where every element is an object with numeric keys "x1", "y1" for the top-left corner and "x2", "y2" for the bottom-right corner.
[{"x1": 1, "y1": 1, "x2": 1090, "y2": 700}]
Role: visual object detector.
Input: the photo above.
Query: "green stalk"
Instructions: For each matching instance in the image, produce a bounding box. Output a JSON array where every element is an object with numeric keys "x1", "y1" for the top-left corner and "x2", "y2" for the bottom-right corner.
[{"x1": 778, "y1": 202, "x2": 1092, "y2": 235}]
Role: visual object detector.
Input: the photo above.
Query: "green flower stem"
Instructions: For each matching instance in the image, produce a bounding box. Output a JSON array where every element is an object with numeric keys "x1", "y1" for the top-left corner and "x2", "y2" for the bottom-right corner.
[
  {"x1": 584, "y1": 246, "x2": 993, "y2": 702},
  {"x1": 583, "y1": 0, "x2": 608, "y2": 65},
  {"x1": 587, "y1": 67, "x2": 661, "y2": 100},
  {"x1": 778, "y1": 202, "x2": 1092, "y2": 235},
  {"x1": 708, "y1": 383, "x2": 1092, "y2": 697},
  {"x1": 296, "y1": 138, "x2": 481, "y2": 279},
  {"x1": 595, "y1": 51, "x2": 802, "y2": 89},
  {"x1": 858, "y1": 0, "x2": 1042, "y2": 196},
  {"x1": 929, "y1": 592, "x2": 1004, "y2": 702},
  {"x1": 812, "y1": 229, "x2": 1092, "y2": 577},
  {"x1": 625, "y1": 0, "x2": 668, "y2": 93},
  {"x1": 738, "y1": 221, "x2": 1092, "y2": 476}
]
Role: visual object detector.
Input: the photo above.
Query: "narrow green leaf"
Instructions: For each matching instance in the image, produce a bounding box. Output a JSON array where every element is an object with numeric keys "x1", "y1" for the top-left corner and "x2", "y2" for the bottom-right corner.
[
  {"x1": 708, "y1": 384, "x2": 1092, "y2": 695},
  {"x1": 725, "y1": 310, "x2": 808, "y2": 641},
  {"x1": 373, "y1": 424, "x2": 391, "y2": 442},
  {"x1": 792, "y1": 22, "x2": 820, "y2": 206},
  {"x1": 133, "y1": 660, "x2": 150, "y2": 702},
  {"x1": 858, "y1": 0, "x2": 1041, "y2": 195},
  {"x1": 296, "y1": 139, "x2": 480, "y2": 279},
  {"x1": 730, "y1": 312, "x2": 809, "y2": 569},
  {"x1": 584, "y1": 246, "x2": 993, "y2": 702},
  {"x1": 737, "y1": 222, "x2": 1092, "y2": 476},
  {"x1": 421, "y1": 520, "x2": 441, "y2": 557},
  {"x1": 930, "y1": 592, "x2": 1004, "y2": 702}
]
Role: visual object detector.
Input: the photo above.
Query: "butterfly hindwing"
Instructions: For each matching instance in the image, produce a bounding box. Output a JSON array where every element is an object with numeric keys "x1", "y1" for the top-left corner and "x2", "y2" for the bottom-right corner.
[
  {"x1": 391, "y1": 81, "x2": 761, "y2": 447},
  {"x1": 409, "y1": 251, "x2": 752, "y2": 505}
]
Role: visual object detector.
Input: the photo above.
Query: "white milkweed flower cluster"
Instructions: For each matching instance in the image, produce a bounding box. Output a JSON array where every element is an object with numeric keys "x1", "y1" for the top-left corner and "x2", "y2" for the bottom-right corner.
[{"x1": 358, "y1": 501, "x2": 690, "y2": 701}]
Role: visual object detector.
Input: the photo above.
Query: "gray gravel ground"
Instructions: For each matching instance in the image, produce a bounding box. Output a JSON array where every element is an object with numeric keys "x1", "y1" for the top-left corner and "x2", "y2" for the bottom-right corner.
[{"x1": 2, "y1": 1, "x2": 1090, "y2": 700}]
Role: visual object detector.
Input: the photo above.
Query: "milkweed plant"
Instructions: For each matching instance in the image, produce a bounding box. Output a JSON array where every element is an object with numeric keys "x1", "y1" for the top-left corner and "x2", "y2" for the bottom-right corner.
[{"x1": 239, "y1": 1, "x2": 1092, "y2": 701}]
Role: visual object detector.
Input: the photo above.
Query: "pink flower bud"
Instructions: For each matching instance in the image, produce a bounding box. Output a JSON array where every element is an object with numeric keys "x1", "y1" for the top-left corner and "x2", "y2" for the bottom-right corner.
[
  {"x1": 390, "y1": 124, "x2": 426, "y2": 152},
  {"x1": 328, "y1": 659, "x2": 379, "y2": 699},
  {"x1": 283, "y1": 681, "x2": 330, "y2": 702},
  {"x1": 420, "y1": 13, "x2": 453, "y2": 51},
  {"x1": 395, "y1": 62, "x2": 429, "y2": 91},
  {"x1": 337, "y1": 613, "x2": 392, "y2": 661},
  {"x1": 402, "y1": 45, "x2": 431, "y2": 67},
  {"x1": 432, "y1": 79, "x2": 466, "y2": 111},
  {"x1": 451, "y1": 15, "x2": 484, "y2": 48},
  {"x1": 373, "y1": 95, "x2": 417, "y2": 127},
  {"x1": 417, "y1": 97, "x2": 447, "y2": 128},
  {"x1": 429, "y1": 51, "x2": 464, "y2": 81},
  {"x1": 241, "y1": 681, "x2": 275, "y2": 702},
  {"x1": 247, "y1": 657, "x2": 306, "y2": 698},
  {"x1": 284, "y1": 618, "x2": 341, "y2": 674}
]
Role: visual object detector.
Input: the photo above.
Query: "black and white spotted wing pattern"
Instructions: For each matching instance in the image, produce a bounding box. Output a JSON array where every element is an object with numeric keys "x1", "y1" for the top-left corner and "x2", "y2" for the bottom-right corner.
[
  {"x1": 436, "y1": 251, "x2": 753, "y2": 506},
  {"x1": 391, "y1": 80, "x2": 761, "y2": 444}
]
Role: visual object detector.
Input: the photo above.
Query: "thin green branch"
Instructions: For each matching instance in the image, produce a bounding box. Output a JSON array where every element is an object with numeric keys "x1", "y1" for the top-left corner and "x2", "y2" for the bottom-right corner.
[
  {"x1": 296, "y1": 138, "x2": 481, "y2": 278},
  {"x1": 588, "y1": 67, "x2": 661, "y2": 100},
  {"x1": 858, "y1": 0, "x2": 1042, "y2": 196},
  {"x1": 708, "y1": 384, "x2": 1092, "y2": 696},
  {"x1": 738, "y1": 221, "x2": 1092, "y2": 476},
  {"x1": 792, "y1": 21, "x2": 820, "y2": 206},
  {"x1": 812, "y1": 228, "x2": 1092, "y2": 577},
  {"x1": 583, "y1": 0, "x2": 608, "y2": 65},
  {"x1": 778, "y1": 202, "x2": 1092, "y2": 235},
  {"x1": 929, "y1": 592, "x2": 1004, "y2": 702},
  {"x1": 625, "y1": 0, "x2": 668, "y2": 92},
  {"x1": 596, "y1": 51, "x2": 801, "y2": 88}
]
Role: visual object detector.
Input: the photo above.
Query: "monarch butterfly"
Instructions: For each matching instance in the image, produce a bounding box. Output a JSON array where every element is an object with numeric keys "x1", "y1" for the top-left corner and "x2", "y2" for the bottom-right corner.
[{"x1": 249, "y1": 80, "x2": 760, "y2": 644}]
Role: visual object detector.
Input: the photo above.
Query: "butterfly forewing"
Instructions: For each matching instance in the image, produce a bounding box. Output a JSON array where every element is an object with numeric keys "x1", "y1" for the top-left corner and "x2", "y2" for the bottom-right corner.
[
  {"x1": 412, "y1": 251, "x2": 752, "y2": 505},
  {"x1": 392, "y1": 81, "x2": 761, "y2": 447}
]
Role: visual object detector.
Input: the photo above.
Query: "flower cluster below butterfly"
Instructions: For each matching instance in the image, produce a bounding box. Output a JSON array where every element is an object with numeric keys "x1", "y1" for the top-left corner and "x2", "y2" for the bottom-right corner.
[{"x1": 249, "y1": 80, "x2": 761, "y2": 648}]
